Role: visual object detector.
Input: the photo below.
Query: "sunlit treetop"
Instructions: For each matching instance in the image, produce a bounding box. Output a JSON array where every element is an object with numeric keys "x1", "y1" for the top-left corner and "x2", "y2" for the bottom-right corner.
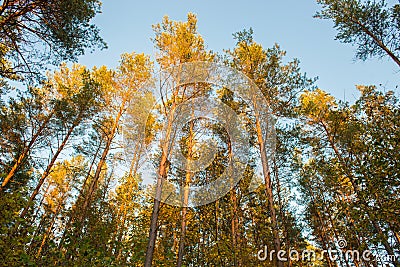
[{"x1": 152, "y1": 13, "x2": 214, "y2": 68}]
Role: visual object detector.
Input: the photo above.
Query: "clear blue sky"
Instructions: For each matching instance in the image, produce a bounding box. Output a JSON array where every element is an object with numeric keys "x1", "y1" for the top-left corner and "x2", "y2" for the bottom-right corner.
[{"x1": 78, "y1": 0, "x2": 399, "y2": 102}]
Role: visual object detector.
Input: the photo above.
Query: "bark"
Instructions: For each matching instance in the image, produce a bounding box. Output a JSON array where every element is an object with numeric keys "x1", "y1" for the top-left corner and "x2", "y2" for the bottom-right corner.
[
  {"x1": 57, "y1": 139, "x2": 102, "y2": 250},
  {"x1": 230, "y1": 187, "x2": 239, "y2": 267},
  {"x1": 349, "y1": 16, "x2": 400, "y2": 68},
  {"x1": 177, "y1": 119, "x2": 194, "y2": 267},
  {"x1": 304, "y1": 175, "x2": 336, "y2": 267},
  {"x1": 145, "y1": 98, "x2": 178, "y2": 267},
  {"x1": 36, "y1": 191, "x2": 66, "y2": 258},
  {"x1": 254, "y1": 113, "x2": 283, "y2": 267},
  {"x1": 228, "y1": 136, "x2": 240, "y2": 266},
  {"x1": 1, "y1": 110, "x2": 54, "y2": 191},
  {"x1": 20, "y1": 118, "x2": 80, "y2": 219},
  {"x1": 321, "y1": 120, "x2": 400, "y2": 267},
  {"x1": 80, "y1": 98, "x2": 127, "y2": 221},
  {"x1": 116, "y1": 141, "x2": 143, "y2": 260},
  {"x1": 273, "y1": 159, "x2": 291, "y2": 267}
]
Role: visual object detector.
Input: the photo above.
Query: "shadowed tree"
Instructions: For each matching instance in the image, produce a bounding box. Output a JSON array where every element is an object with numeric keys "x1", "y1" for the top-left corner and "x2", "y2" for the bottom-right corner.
[
  {"x1": 316, "y1": 0, "x2": 400, "y2": 67},
  {"x1": 0, "y1": 0, "x2": 106, "y2": 79}
]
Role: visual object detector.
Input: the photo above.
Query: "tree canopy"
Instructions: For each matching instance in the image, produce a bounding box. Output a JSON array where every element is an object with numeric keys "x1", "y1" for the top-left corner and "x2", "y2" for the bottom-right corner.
[
  {"x1": 0, "y1": 0, "x2": 106, "y2": 80},
  {"x1": 0, "y1": 3, "x2": 399, "y2": 267}
]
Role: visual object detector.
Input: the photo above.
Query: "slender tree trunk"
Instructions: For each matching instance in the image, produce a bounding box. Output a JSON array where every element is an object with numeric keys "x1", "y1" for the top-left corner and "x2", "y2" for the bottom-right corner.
[
  {"x1": 306, "y1": 184, "x2": 336, "y2": 267},
  {"x1": 144, "y1": 179, "x2": 163, "y2": 267},
  {"x1": 36, "y1": 192, "x2": 66, "y2": 258},
  {"x1": 145, "y1": 99, "x2": 178, "y2": 267},
  {"x1": 349, "y1": 17, "x2": 400, "y2": 68},
  {"x1": 1, "y1": 110, "x2": 54, "y2": 191},
  {"x1": 177, "y1": 119, "x2": 194, "y2": 267},
  {"x1": 321, "y1": 121, "x2": 400, "y2": 267},
  {"x1": 29, "y1": 182, "x2": 51, "y2": 237},
  {"x1": 116, "y1": 142, "x2": 143, "y2": 260},
  {"x1": 64, "y1": 111, "x2": 121, "y2": 260},
  {"x1": 230, "y1": 187, "x2": 239, "y2": 267},
  {"x1": 273, "y1": 158, "x2": 292, "y2": 267},
  {"x1": 80, "y1": 98, "x2": 127, "y2": 221},
  {"x1": 28, "y1": 211, "x2": 47, "y2": 252},
  {"x1": 57, "y1": 139, "x2": 102, "y2": 250},
  {"x1": 254, "y1": 114, "x2": 283, "y2": 267},
  {"x1": 20, "y1": 118, "x2": 80, "y2": 219},
  {"x1": 214, "y1": 200, "x2": 223, "y2": 267},
  {"x1": 226, "y1": 135, "x2": 240, "y2": 267},
  {"x1": 177, "y1": 189, "x2": 189, "y2": 267},
  {"x1": 325, "y1": 208, "x2": 352, "y2": 267}
]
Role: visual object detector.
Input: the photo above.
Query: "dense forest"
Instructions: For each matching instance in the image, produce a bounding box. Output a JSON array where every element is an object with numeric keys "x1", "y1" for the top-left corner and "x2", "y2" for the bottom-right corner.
[{"x1": 0, "y1": 0, "x2": 399, "y2": 266}]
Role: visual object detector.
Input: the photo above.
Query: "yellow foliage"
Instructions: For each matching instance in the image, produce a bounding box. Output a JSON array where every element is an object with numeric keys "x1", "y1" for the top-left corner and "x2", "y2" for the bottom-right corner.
[
  {"x1": 298, "y1": 88, "x2": 337, "y2": 122},
  {"x1": 152, "y1": 13, "x2": 213, "y2": 68},
  {"x1": 47, "y1": 63, "x2": 88, "y2": 98}
]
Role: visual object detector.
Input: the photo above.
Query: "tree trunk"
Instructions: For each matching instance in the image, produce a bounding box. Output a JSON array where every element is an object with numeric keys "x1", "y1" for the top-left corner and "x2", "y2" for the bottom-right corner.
[
  {"x1": 145, "y1": 100, "x2": 178, "y2": 267},
  {"x1": 321, "y1": 121, "x2": 400, "y2": 267},
  {"x1": 254, "y1": 114, "x2": 283, "y2": 267},
  {"x1": 306, "y1": 182, "x2": 336, "y2": 267},
  {"x1": 177, "y1": 119, "x2": 194, "y2": 267},
  {"x1": 349, "y1": 17, "x2": 400, "y2": 68},
  {"x1": 80, "y1": 98, "x2": 127, "y2": 221},
  {"x1": 57, "y1": 139, "x2": 102, "y2": 250},
  {"x1": 20, "y1": 118, "x2": 80, "y2": 219},
  {"x1": 36, "y1": 191, "x2": 66, "y2": 258},
  {"x1": 1, "y1": 110, "x2": 54, "y2": 191},
  {"x1": 116, "y1": 142, "x2": 143, "y2": 260},
  {"x1": 273, "y1": 158, "x2": 291, "y2": 267}
]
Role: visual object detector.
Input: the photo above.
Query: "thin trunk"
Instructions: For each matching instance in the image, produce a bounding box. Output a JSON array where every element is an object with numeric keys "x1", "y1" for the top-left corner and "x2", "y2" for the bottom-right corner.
[
  {"x1": 28, "y1": 212, "x2": 47, "y2": 252},
  {"x1": 80, "y1": 98, "x2": 127, "y2": 221},
  {"x1": 228, "y1": 135, "x2": 240, "y2": 267},
  {"x1": 215, "y1": 200, "x2": 223, "y2": 267},
  {"x1": 230, "y1": 187, "x2": 239, "y2": 267},
  {"x1": 27, "y1": 183, "x2": 51, "y2": 250},
  {"x1": 57, "y1": 138, "x2": 102, "y2": 250},
  {"x1": 116, "y1": 142, "x2": 142, "y2": 260},
  {"x1": 326, "y1": 209, "x2": 352, "y2": 267},
  {"x1": 145, "y1": 99, "x2": 178, "y2": 267},
  {"x1": 36, "y1": 191, "x2": 66, "y2": 259},
  {"x1": 1, "y1": 110, "x2": 54, "y2": 190},
  {"x1": 20, "y1": 118, "x2": 80, "y2": 219},
  {"x1": 273, "y1": 159, "x2": 291, "y2": 267},
  {"x1": 304, "y1": 174, "x2": 336, "y2": 267},
  {"x1": 177, "y1": 195, "x2": 189, "y2": 267},
  {"x1": 321, "y1": 121, "x2": 400, "y2": 267},
  {"x1": 254, "y1": 114, "x2": 283, "y2": 267},
  {"x1": 349, "y1": 17, "x2": 400, "y2": 68},
  {"x1": 177, "y1": 119, "x2": 194, "y2": 267},
  {"x1": 144, "y1": 195, "x2": 162, "y2": 267}
]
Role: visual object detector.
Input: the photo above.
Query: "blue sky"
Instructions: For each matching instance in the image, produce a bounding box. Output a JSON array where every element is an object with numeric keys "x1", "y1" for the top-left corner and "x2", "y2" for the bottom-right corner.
[{"x1": 79, "y1": 0, "x2": 399, "y2": 102}]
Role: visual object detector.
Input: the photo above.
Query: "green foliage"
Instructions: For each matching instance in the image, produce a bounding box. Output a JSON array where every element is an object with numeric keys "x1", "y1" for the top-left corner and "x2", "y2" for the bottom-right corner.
[
  {"x1": 0, "y1": 0, "x2": 106, "y2": 79},
  {"x1": 298, "y1": 86, "x2": 400, "y2": 266},
  {"x1": 316, "y1": 0, "x2": 400, "y2": 66},
  {"x1": 0, "y1": 9, "x2": 399, "y2": 267}
]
